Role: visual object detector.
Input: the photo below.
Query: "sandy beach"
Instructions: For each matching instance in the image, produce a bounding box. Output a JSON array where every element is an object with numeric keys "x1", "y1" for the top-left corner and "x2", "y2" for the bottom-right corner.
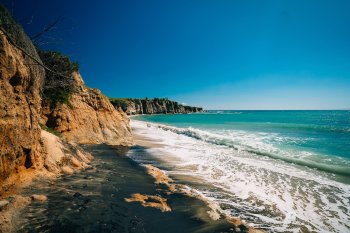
[{"x1": 10, "y1": 142, "x2": 253, "y2": 233}]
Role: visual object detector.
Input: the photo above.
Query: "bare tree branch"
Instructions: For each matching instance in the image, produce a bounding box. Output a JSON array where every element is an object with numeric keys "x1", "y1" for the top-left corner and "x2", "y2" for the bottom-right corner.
[
  {"x1": 30, "y1": 16, "x2": 63, "y2": 41},
  {"x1": 0, "y1": 27, "x2": 73, "y2": 80},
  {"x1": 19, "y1": 12, "x2": 35, "y2": 25}
]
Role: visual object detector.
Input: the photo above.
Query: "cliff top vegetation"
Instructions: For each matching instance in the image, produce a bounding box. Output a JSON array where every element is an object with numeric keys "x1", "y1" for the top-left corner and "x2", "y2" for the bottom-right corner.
[{"x1": 39, "y1": 50, "x2": 79, "y2": 108}]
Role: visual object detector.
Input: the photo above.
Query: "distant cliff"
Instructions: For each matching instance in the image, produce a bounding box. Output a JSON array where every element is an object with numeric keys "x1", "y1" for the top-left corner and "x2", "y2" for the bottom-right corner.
[{"x1": 110, "y1": 98, "x2": 203, "y2": 115}]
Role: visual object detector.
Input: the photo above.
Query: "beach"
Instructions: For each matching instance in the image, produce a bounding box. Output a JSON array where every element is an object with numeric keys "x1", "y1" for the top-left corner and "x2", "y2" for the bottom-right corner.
[
  {"x1": 1, "y1": 112, "x2": 349, "y2": 233},
  {"x1": 1, "y1": 111, "x2": 349, "y2": 233},
  {"x1": 12, "y1": 143, "x2": 258, "y2": 233}
]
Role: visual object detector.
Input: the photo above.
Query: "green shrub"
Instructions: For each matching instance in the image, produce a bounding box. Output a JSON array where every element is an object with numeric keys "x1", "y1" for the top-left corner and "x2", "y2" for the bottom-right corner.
[
  {"x1": 40, "y1": 124, "x2": 61, "y2": 137},
  {"x1": 39, "y1": 50, "x2": 79, "y2": 109},
  {"x1": 110, "y1": 98, "x2": 130, "y2": 111}
]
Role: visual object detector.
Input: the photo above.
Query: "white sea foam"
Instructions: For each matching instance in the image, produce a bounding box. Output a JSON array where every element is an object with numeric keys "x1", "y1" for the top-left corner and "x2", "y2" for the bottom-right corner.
[
  {"x1": 130, "y1": 120, "x2": 350, "y2": 233},
  {"x1": 213, "y1": 111, "x2": 242, "y2": 114}
]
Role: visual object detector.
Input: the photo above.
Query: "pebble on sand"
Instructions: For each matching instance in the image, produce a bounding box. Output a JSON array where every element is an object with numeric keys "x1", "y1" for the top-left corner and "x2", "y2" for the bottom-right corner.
[
  {"x1": 0, "y1": 200, "x2": 10, "y2": 211},
  {"x1": 31, "y1": 195, "x2": 48, "y2": 202},
  {"x1": 62, "y1": 166, "x2": 74, "y2": 175}
]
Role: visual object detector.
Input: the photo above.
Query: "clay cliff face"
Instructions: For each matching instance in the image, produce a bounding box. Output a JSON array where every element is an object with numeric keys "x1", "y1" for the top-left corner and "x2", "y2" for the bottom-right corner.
[
  {"x1": 0, "y1": 5, "x2": 132, "y2": 183},
  {"x1": 41, "y1": 72, "x2": 133, "y2": 146},
  {"x1": 0, "y1": 6, "x2": 44, "y2": 180},
  {"x1": 110, "y1": 98, "x2": 203, "y2": 115}
]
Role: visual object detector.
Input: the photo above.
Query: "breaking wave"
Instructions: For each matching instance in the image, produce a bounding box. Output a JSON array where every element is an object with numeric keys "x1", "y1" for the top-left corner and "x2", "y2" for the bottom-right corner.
[
  {"x1": 153, "y1": 123, "x2": 350, "y2": 177},
  {"x1": 130, "y1": 120, "x2": 350, "y2": 233}
]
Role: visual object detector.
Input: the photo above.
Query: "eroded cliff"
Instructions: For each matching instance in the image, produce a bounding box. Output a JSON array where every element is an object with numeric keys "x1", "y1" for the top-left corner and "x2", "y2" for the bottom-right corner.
[
  {"x1": 0, "y1": 6, "x2": 44, "y2": 181},
  {"x1": 0, "y1": 5, "x2": 132, "y2": 186},
  {"x1": 40, "y1": 71, "x2": 133, "y2": 145},
  {"x1": 110, "y1": 98, "x2": 203, "y2": 115}
]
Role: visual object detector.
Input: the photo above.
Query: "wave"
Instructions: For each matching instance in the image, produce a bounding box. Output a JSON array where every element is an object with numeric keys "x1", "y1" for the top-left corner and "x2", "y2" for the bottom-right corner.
[
  {"x1": 131, "y1": 119, "x2": 350, "y2": 232},
  {"x1": 201, "y1": 111, "x2": 243, "y2": 115},
  {"x1": 214, "y1": 111, "x2": 242, "y2": 114},
  {"x1": 151, "y1": 123, "x2": 350, "y2": 177}
]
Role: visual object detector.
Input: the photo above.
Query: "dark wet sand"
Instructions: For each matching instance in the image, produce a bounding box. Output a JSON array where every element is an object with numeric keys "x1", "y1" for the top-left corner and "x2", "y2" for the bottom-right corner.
[{"x1": 16, "y1": 144, "x2": 235, "y2": 233}]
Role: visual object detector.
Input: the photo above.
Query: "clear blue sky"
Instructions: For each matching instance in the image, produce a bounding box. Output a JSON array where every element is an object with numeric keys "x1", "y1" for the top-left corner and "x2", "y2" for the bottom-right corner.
[{"x1": 2, "y1": 0, "x2": 350, "y2": 109}]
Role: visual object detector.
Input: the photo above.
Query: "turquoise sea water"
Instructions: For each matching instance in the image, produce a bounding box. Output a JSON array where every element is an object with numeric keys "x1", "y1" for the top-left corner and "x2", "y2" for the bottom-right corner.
[
  {"x1": 134, "y1": 110, "x2": 350, "y2": 178},
  {"x1": 131, "y1": 111, "x2": 350, "y2": 232}
]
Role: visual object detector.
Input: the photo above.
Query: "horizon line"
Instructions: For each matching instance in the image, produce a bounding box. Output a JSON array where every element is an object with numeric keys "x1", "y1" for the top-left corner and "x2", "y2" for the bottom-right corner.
[{"x1": 204, "y1": 109, "x2": 350, "y2": 111}]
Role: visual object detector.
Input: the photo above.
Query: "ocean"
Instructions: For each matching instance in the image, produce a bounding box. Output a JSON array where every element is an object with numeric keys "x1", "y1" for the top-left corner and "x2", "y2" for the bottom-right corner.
[{"x1": 131, "y1": 110, "x2": 350, "y2": 233}]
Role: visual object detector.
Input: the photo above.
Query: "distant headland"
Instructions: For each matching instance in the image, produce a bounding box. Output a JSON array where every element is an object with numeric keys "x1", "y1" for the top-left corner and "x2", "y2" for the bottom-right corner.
[{"x1": 110, "y1": 98, "x2": 204, "y2": 115}]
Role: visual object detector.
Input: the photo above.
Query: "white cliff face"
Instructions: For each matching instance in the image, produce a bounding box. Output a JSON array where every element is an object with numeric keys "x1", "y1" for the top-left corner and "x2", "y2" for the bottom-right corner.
[{"x1": 126, "y1": 101, "x2": 137, "y2": 115}]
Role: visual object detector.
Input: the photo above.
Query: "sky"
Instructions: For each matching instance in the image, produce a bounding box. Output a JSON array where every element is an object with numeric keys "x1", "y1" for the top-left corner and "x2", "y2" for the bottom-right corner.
[{"x1": 1, "y1": 0, "x2": 350, "y2": 109}]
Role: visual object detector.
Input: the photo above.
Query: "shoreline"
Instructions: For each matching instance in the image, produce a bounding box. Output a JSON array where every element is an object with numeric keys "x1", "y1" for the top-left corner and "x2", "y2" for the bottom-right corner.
[
  {"x1": 129, "y1": 118, "x2": 350, "y2": 232},
  {"x1": 3, "y1": 117, "x2": 344, "y2": 233},
  {"x1": 132, "y1": 123, "x2": 265, "y2": 233},
  {"x1": 13, "y1": 144, "x2": 248, "y2": 233},
  {"x1": 1, "y1": 129, "x2": 264, "y2": 233},
  {"x1": 130, "y1": 118, "x2": 350, "y2": 182},
  {"x1": 1, "y1": 116, "x2": 267, "y2": 233},
  {"x1": 4, "y1": 116, "x2": 346, "y2": 232}
]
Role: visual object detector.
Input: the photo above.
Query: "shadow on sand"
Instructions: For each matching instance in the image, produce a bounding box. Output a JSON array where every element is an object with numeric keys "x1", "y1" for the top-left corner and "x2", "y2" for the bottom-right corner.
[{"x1": 16, "y1": 144, "x2": 235, "y2": 233}]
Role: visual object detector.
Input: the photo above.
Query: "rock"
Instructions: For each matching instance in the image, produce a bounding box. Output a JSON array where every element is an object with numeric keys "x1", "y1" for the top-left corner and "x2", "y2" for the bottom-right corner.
[
  {"x1": 70, "y1": 157, "x2": 81, "y2": 168},
  {"x1": 31, "y1": 195, "x2": 47, "y2": 202},
  {"x1": 0, "y1": 200, "x2": 10, "y2": 211},
  {"x1": 83, "y1": 199, "x2": 91, "y2": 205},
  {"x1": 61, "y1": 166, "x2": 74, "y2": 175},
  {"x1": 124, "y1": 193, "x2": 171, "y2": 212},
  {"x1": 239, "y1": 224, "x2": 248, "y2": 233},
  {"x1": 73, "y1": 192, "x2": 82, "y2": 198}
]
